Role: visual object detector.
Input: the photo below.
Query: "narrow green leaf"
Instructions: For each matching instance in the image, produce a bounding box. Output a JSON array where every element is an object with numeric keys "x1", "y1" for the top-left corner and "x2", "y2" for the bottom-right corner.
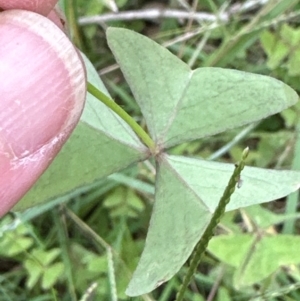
[
  {"x1": 14, "y1": 53, "x2": 147, "y2": 211},
  {"x1": 107, "y1": 27, "x2": 298, "y2": 149}
]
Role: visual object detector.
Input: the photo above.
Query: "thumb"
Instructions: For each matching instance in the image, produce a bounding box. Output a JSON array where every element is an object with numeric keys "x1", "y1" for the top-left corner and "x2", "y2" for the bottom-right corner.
[
  {"x1": 0, "y1": 0, "x2": 58, "y2": 16},
  {"x1": 0, "y1": 10, "x2": 86, "y2": 216}
]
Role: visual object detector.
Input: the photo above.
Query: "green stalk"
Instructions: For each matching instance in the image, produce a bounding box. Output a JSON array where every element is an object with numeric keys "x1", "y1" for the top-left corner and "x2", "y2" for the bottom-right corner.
[
  {"x1": 65, "y1": 0, "x2": 85, "y2": 51},
  {"x1": 87, "y1": 82, "x2": 156, "y2": 152},
  {"x1": 175, "y1": 147, "x2": 249, "y2": 301},
  {"x1": 283, "y1": 122, "x2": 300, "y2": 234},
  {"x1": 52, "y1": 208, "x2": 77, "y2": 301}
]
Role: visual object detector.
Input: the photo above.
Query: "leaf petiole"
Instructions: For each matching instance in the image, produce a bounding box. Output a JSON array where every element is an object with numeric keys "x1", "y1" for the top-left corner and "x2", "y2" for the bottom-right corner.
[{"x1": 87, "y1": 82, "x2": 156, "y2": 152}]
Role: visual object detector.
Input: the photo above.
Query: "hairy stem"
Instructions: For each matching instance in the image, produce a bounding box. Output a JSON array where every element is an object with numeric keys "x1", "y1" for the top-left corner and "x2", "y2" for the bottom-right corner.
[{"x1": 175, "y1": 147, "x2": 249, "y2": 301}]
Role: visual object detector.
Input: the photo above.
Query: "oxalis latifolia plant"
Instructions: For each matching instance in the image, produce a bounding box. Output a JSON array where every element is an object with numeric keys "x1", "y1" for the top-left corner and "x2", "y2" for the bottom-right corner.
[{"x1": 14, "y1": 27, "x2": 300, "y2": 298}]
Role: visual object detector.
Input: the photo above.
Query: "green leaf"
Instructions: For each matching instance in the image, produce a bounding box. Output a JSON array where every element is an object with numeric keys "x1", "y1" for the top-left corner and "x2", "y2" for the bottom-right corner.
[
  {"x1": 0, "y1": 218, "x2": 34, "y2": 257},
  {"x1": 107, "y1": 27, "x2": 298, "y2": 149},
  {"x1": 104, "y1": 186, "x2": 145, "y2": 218},
  {"x1": 287, "y1": 49, "x2": 300, "y2": 76},
  {"x1": 260, "y1": 30, "x2": 276, "y2": 57},
  {"x1": 30, "y1": 248, "x2": 61, "y2": 266},
  {"x1": 41, "y1": 248, "x2": 61, "y2": 266},
  {"x1": 208, "y1": 234, "x2": 254, "y2": 268},
  {"x1": 208, "y1": 234, "x2": 300, "y2": 288},
  {"x1": 24, "y1": 259, "x2": 42, "y2": 289},
  {"x1": 165, "y1": 155, "x2": 300, "y2": 212},
  {"x1": 280, "y1": 24, "x2": 300, "y2": 47},
  {"x1": 42, "y1": 262, "x2": 65, "y2": 289},
  {"x1": 260, "y1": 30, "x2": 289, "y2": 70},
  {"x1": 14, "y1": 53, "x2": 147, "y2": 211},
  {"x1": 1, "y1": 236, "x2": 33, "y2": 257},
  {"x1": 243, "y1": 205, "x2": 300, "y2": 229},
  {"x1": 217, "y1": 287, "x2": 232, "y2": 301},
  {"x1": 126, "y1": 154, "x2": 212, "y2": 296},
  {"x1": 24, "y1": 248, "x2": 63, "y2": 289},
  {"x1": 126, "y1": 154, "x2": 300, "y2": 296}
]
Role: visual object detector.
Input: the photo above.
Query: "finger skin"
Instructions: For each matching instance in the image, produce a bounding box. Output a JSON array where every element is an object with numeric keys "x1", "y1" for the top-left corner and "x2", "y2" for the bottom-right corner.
[
  {"x1": 47, "y1": 6, "x2": 67, "y2": 32},
  {"x1": 0, "y1": 10, "x2": 86, "y2": 216},
  {"x1": 0, "y1": 0, "x2": 58, "y2": 16}
]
